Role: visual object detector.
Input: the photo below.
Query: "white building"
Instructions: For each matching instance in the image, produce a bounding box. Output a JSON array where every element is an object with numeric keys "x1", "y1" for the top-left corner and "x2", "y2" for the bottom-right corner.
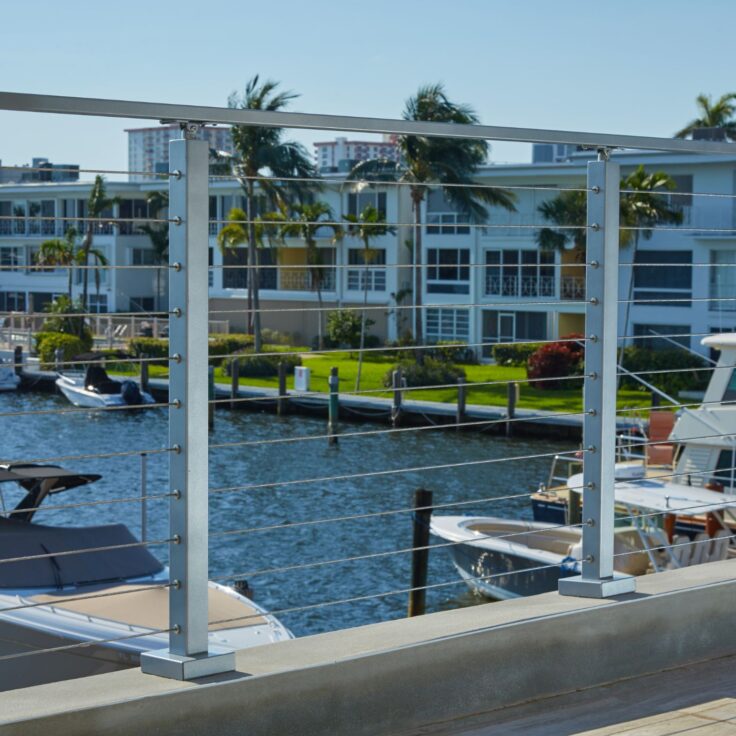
[
  {"x1": 126, "y1": 125, "x2": 234, "y2": 182},
  {"x1": 314, "y1": 135, "x2": 400, "y2": 173}
]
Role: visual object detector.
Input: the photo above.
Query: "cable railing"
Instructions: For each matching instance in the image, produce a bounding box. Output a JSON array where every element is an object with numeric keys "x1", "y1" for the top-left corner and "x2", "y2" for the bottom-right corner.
[{"x1": 1, "y1": 89, "x2": 736, "y2": 692}]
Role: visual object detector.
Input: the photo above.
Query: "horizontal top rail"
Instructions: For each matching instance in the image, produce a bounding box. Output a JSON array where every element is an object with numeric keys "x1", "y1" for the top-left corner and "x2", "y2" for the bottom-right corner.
[{"x1": 2, "y1": 91, "x2": 736, "y2": 155}]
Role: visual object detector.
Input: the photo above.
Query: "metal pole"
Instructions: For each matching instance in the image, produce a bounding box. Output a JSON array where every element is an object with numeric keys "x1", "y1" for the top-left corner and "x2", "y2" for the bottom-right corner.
[
  {"x1": 140, "y1": 453, "x2": 148, "y2": 542},
  {"x1": 456, "y1": 378, "x2": 466, "y2": 429},
  {"x1": 391, "y1": 368, "x2": 403, "y2": 427},
  {"x1": 141, "y1": 130, "x2": 234, "y2": 679},
  {"x1": 559, "y1": 154, "x2": 635, "y2": 599},
  {"x1": 230, "y1": 358, "x2": 239, "y2": 410}
]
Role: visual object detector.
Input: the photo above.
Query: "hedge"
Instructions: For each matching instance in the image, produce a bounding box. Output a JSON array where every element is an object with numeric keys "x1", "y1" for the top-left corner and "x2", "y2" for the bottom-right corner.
[
  {"x1": 383, "y1": 358, "x2": 466, "y2": 388},
  {"x1": 426, "y1": 341, "x2": 478, "y2": 365},
  {"x1": 36, "y1": 333, "x2": 89, "y2": 369},
  {"x1": 127, "y1": 334, "x2": 254, "y2": 366},
  {"x1": 620, "y1": 347, "x2": 708, "y2": 396},
  {"x1": 224, "y1": 351, "x2": 301, "y2": 378},
  {"x1": 492, "y1": 342, "x2": 541, "y2": 366}
]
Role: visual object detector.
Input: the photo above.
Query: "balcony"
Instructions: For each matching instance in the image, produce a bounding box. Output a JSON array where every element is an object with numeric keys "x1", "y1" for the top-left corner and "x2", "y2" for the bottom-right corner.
[
  {"x1": 560, "y1": 275, "x2": 585, "y2": 300},
  {"x1": 280, "y1": 269, "x2": 336, "y2": 292},
  {"x1": 485, "y1": 274, "x2": 556, "y2": 298}
]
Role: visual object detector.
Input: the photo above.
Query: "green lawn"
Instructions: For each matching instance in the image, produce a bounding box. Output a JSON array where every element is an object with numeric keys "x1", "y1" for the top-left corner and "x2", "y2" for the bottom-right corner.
[{"x1": 113, "y1": 351, "x2": 654, "y2": 414}]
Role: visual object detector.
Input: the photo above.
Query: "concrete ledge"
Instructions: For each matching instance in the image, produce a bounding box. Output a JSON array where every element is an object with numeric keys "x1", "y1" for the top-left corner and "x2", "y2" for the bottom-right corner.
[{"x1": 1, "y1": 560, "x2": 735, "y2": 736}]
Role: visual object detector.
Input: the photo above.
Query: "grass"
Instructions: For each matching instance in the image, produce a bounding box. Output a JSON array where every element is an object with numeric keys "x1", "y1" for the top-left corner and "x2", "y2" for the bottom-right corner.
[{"x1": 113, "y1": 350, "x2": 655, "y2": 415}]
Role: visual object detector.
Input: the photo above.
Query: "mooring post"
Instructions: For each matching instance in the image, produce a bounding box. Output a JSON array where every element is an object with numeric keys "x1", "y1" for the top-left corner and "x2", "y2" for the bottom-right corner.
[
  {"x1": 13, "y1": 345, "x2": 22, "y2": 376},
  {"x1": 208, "y1": 365, "x2": 215, "y2": 430},
  {"x1": 328, "y1": 366, "x2": 339, "y2": 446},
  {"x1": 277, "y1": 361, "x2": 287, "y2": 416},
  {"x1": 506, "y1": 381, "x2": 517, "y2": 437},
  {"x1": 140, "y1": 131, "x2": 234, "y2": 680},
  {"x1": 456, "y1": 377, "x2": 466, "y2": 429},
  {"x1": 391, "y1": 367, "x2": 403, "y2": 427},
  {"x1": 140, "y1": 354, "x2": 149, "y2": 394},
  {"x1": 230, "y1": 358, "x2": 239, "y2": 410},
  {"x1": 54, "y1": 347, "x2": 63, "y2": 372},
  {"x1": 408, "y1": 488, "x2": 433, "y2": 617},
  {"x1": 558, "y1": 153, "x2": 635, "y2": 599}
]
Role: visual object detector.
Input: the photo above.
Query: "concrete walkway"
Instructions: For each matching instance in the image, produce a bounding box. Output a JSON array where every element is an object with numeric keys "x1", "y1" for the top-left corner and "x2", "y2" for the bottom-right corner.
[{"x1": 410, "y1": 654, "x2": 736, "y2": 735}]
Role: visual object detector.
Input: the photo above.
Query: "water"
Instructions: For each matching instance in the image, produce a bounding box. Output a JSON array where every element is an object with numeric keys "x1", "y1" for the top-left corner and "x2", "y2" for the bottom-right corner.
[{"x1": 0, "y1": 391, "x2": 572, "y2": 637}]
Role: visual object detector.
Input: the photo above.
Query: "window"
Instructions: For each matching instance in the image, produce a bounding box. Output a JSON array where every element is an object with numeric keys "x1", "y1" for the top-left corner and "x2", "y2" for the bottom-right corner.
[
  {"x1": 347, "y1": 249, "x2": 386, "y2": 291},
  {"x1": 88, "y1": 294, "x2": 108, "y2": 313},
  {"x1": 484, "y1": 249, "x2": 555, "y2": 297},
  {"x1": 130, "y1": 297, "x2": 154, "y2": 313},
  {"x1": 633, "y1": 250, "x2": 691, "y2": 306},
  {"x1": 0, "y1": 291, "x2": 26, "y2": 311},
  {"x1": 427, "y1": 248, "x2": 470, "y2": 294},
  {"x1": 722, "y1": 366, "x2": 736, "y2": 401},
  {"x1": 132, "y1": 248, "x2": 156, "y2": 265},
  {"x1": 426, "y1": 190, "x2": 470, "y2": 235},
  {"x1": 709, "y1": 251, "x2": 736, "y2": 312},
  {"x1": 426, "y1": 308, "x2": 469, "y2": 343},
  {"x1": 223, "y1": 248, "x2": 248, "y2": 290},
  {"x1": 347, "y1": 191, "x2": 387, "y2": 219},
  {"x1": 208, "y1": 247, "x2": 213, "y2": 288},
  {"x1": 0, "y1": 247, "x2": 23, "y2": 271},
  {"x1": 482, "y1": 310, "x2": 547, "y2": 354},
  {"x1": 0, "y1": 201, "x2": 10, "y2": 235},
  {"x1": 632, "y1": 324, "x2": 690, "y2": 350},
  {"x1": 712, "y1": 450, "x2": 736, "y2": 487}
]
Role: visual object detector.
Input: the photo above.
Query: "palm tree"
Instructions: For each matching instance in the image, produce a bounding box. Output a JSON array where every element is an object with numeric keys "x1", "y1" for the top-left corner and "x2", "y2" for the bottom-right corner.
[
  {"x1": 38, "y1": 227, "x2": 79, "y2": 301},
  {"x1": 220, "y1": 75, "x2": 320, "y2": 352},
  {"x1": 86, "y1": 247, "x2": 109, "y2": 311},
  {"x1": 80, "y1": 176, "x2": 118, "y2": 330},
  {"x1": 351, "y1": 83, "x2": 517, "y2": 348},
  {"x1": 138, "y1": 191, "x2": 169, "y2": 311},
  {"x1": 675, "y1": 93, "x2": 736, "y2": 140},
  {"x1": 271, "y1": 202, "x2": 343, "y2": 349},
  {"x1": 344, "y1": 204, "x2": 396, "y2": 390}
]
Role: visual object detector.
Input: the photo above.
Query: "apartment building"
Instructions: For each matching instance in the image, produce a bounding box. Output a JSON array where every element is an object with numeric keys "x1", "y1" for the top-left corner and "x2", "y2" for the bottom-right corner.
[{"x1": 314, "y1": 135, "x2": 400, "y2": 173}]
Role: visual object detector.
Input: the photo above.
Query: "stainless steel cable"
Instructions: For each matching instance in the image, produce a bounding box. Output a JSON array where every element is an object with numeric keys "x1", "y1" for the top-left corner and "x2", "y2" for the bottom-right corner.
[
  {"x1": 5, "y1": 446, "x2": 177, "y2": 465},
  {"x1": 6, "y1": 310, "x2": 172, "y2": 319},
  {"x1": 0, "y1": 537, "x2": 172, "y2": 566},
  {"x1": 0, "y1": 215, "x2": 175, "y2": 225},
  {"x1": 0, "y1": 401, "x2": 175, "y2": 419},
  {"x1": 0, "y1": 627, "x2": 173, "y2": 663},
  {"x1": 3, "y1": 491, "x2": 174, "y2": 519},
  {"x1": 208, "y1": 448, "x2": 586, "y2": 496},
  {"x1": 0, "y1": 583, "x2": 172, "y2": 614},
  {"x1": 13, "y1": 355, "x2": 174, "y2": 370},
  {"x1": 209, "y1": 411, "x2": 590, "y2": 450},
  {"x1": 613, "y1": 533, "x2": 736, "y2": 559},
  {"x1": 0, "y1": 164, "x2": 173, "y2": 178},
  {"x1": 16, "y1": 264, "x2": 173, "y2": 271}
]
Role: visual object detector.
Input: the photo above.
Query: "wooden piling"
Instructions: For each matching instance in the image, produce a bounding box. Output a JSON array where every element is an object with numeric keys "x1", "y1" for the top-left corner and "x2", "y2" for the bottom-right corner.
[
  {"x1": 568, "y1": 489, "x2": 582, "y2": 526},
  {"x1": 277, "y1": 362, "x2": 287, "y2": 416},
  {"x1": 456, "y1": 378, "x2": 466, "y2": 429},
  {"x1": 408, "y1": 488, "x2": 433, "y2": 618},
  {"x1": 140, "y1": 355, "x2": 149, "y2": 394},
  {"x1": 328, "y1": 366, "x2": 339, "y2": 446},
  {"x1": 506, "y1": 381, "x2": 517, "y2": 437},
  {"x1": 230, "y1": 358, "x2": 240, "y2": 410},
  {"x1": 13, "y1": 346, "x2": 22, "y2": 376},
  {"x1": 391, "y1": 367, "x2": 403, "y2": 427},
  {"x1": 208, "y1": 365, "x2": 215, "y2": 430}
]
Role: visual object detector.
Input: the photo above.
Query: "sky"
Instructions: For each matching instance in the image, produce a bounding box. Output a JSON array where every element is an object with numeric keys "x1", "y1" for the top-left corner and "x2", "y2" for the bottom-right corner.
[{"x1": 1, "y1": 0, "x2": 735, "y2": 176}]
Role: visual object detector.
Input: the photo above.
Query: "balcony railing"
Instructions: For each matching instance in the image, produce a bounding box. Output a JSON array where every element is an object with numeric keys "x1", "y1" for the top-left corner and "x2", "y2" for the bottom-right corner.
[
  {"x1": 485, "y1": 274, "x2": 556, "y2": 298},
  {"x1": 280, "y1": 269, "x2": 336, "y2": 291},
  {"x1": 560, "y1": 275, "x2": 585, "y2": 300}
]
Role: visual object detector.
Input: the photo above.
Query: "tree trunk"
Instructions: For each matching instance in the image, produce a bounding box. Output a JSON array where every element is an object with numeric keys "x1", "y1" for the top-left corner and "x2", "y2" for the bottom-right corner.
[
  {"x1": 412, "y1": 190, "x2": 424, "y2": 362},
  {"x1": 80, "y1": 225, "x2": 92, "y2": 337},
  {"x1": 355, "y1": 254, "x2": 369, "y2": 391},
  {"x1": 246, "y1": 180, "x2": 262, "y2": 352}
]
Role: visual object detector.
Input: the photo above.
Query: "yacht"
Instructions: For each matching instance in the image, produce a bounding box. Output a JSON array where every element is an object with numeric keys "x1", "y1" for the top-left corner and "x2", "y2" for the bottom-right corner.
[
  {"x1": 431, "y1": 334, "x2": 736, "y2": 600},
  {"x1": 56, "y1": 361, "x2": 154, "y2": 408},
  {"x1": 0, "y1": 464, "x2": 292, "y2": 690}
]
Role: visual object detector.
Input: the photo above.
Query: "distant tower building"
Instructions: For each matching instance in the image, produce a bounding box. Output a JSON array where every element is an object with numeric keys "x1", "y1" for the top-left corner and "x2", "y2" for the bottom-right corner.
[
  {"x1": 314, "y1": 135, "x2": 400, "y2": 173},
  {"x1": 531, "y1": 143, "x2": 580, "y2": 164},
  {"x1": 126, "y1": 125, "x2": 234, "y2": 181},
  {"x1": 0, "y1": 157, "x2": 79, "y2": 184}
]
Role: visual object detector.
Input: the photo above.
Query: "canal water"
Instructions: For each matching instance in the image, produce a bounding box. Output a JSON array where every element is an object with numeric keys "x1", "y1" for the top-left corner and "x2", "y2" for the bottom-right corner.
[{"x1": 0, "y1": 391, "x2": 572, "y2": 637}]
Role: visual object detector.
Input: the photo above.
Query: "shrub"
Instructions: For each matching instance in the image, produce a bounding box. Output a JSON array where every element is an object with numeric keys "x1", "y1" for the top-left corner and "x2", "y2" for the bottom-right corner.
[
  {"x1": 208, "y1": 334, "x2": 254, "y2": 361},
  {"x1": 620, "y1": 347, "x2": 707, "y2": 396},
  {"x1": 383, "y1": 358, "x2": 466, "y2": 388},
  {"x1": 527, "y1": 335, "x2": 585, "y2": 389},
  {"x1": 492, "y1": 342, "x2": 541, "y2": 367},
  {"x1": 326, "y1": 309, "x2": 375, "y2": 349},
  {"x1": 260, "y1": 328, "x2": 292, "y2": 346},
  {"x1": 426, "y1": 341, "x2": 478, "y2": 365},
  {"x1": 37, "y1": 333, "x2": 88, "y2": 369},
  {"x1": 128, "y1": 337, "x2": 169, "y2": 364},
  {"x1": 224, "y1": 351, "x2": 301, "y2": 378}
]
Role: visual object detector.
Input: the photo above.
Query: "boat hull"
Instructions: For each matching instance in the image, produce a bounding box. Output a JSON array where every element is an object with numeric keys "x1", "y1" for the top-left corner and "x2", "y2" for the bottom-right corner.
[{"x1": 56, "y1": 376, "x2": 154, "y2": 408}]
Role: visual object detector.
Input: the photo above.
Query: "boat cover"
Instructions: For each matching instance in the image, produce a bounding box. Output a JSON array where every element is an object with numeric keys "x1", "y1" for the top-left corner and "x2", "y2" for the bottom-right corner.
[{"x1": 0, "y1": 517, "x2": 163, "y2": 589}]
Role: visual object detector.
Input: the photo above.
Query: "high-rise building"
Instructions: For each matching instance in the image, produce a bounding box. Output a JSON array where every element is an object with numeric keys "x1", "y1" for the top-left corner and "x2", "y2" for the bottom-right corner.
[
  {"x1": 314, "y1": 135, "x2": 400, "y2": 173},
  {"x1": 126, "y1": 125, "x2": 234, "y2": 181},
  {"x1": 0, "y1": 158, "x2": 79, "y2": 184}
]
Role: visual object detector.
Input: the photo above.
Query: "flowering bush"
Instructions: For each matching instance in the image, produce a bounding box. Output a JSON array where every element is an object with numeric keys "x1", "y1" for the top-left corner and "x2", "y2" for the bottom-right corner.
[{"x1": 526, "y1": 334, "x2": 585, "y2": 389}]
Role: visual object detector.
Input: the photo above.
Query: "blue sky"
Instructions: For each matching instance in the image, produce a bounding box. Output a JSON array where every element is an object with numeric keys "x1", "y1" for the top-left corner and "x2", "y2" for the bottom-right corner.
[{"x1": 1, "y1": 0, "x2": 734, "y2": 175}]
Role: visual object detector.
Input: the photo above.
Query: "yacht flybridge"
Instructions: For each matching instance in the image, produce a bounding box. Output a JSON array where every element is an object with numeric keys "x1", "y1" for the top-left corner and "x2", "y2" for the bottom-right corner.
[
  {"x1": 431, "y1": 334, "x2": 736, "y2": 600},
  {"x1": 0, "y1": 464, "x2": 291, "y2": 691}
]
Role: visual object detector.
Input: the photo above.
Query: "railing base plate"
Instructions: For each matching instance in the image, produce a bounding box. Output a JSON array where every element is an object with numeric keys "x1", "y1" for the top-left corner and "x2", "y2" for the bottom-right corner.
[
  {"x1": 558, "y1": 573, "x2": 636, "y2": 599},
  {"x1": 140, "y1": 646, "x2": 235, "y2": 680}
]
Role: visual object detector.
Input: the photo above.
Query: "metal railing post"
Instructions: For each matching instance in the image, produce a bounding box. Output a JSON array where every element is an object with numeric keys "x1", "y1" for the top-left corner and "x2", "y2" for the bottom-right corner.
[
  {"x1": 559, "y1": 154, "x2": 636, "y2": 599},
  {"x1": 141, "y1": 128, "x2": 234, "y2": 679}
]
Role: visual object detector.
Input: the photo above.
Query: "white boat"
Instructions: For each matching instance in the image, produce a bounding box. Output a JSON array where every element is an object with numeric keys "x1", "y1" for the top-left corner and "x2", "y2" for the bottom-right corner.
[
  {"x1": 0, "y1": 464, "x2": 292, "y2": 691},
  {"x1": 56, "y1": 362, "x2": 154, "y2": 408},
  {"x1": 432, "y1": 333, "x2": 736, "y2": 600},
  {"x1": 0, "y1": 360, "x2": 20, "y2": 392},
  {"x1": 431, "y1": 479, "x2": 735, "y2": 600}
]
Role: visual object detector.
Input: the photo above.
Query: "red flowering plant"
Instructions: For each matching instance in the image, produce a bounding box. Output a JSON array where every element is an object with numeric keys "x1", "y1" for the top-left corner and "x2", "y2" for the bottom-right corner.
[{"x1": 526, "y1": 334, "x2": 585, "y2": 390}]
